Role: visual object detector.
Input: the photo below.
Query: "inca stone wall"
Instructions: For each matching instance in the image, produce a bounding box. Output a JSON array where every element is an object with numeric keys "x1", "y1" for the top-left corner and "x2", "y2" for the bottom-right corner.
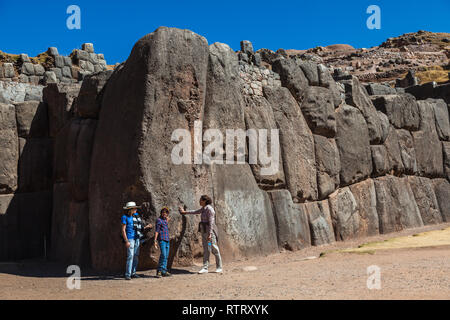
[
  {"x1": 0, "y1": 27, "x2": 449, "y2": 271},
  {"x1": 0, "y1": 43, "x2": 109, "y2": 86}
]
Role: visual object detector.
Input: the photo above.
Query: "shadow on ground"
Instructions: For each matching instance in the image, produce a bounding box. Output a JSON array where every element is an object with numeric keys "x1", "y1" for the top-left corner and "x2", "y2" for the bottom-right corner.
[{"x1": 0, "y1": 259, "x2": 194, "y2": 280}]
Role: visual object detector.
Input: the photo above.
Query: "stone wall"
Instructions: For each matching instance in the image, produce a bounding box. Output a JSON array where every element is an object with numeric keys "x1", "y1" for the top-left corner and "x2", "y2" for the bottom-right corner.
[
  {"x1": 0, "y1": 28, "x2": 449, "y2": 271},
  {"x1": 0, "y1": 43, "x2": 109, "y2": 86}
]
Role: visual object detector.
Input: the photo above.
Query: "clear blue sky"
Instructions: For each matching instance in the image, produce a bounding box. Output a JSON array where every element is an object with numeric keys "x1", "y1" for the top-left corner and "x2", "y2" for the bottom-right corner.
[{"x1": 0, "y1": 0, "x2": 448, "y2": 64}]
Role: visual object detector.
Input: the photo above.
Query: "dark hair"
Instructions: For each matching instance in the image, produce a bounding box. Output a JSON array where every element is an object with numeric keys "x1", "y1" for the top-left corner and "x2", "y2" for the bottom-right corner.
[{"x1": 200, "y1": 195, "x2": 212, "y2": 205}]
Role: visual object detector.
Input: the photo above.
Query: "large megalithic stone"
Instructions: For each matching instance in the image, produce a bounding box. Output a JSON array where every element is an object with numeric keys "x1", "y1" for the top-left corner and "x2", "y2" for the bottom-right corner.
[
  {"x1": 0, "y1": 103, "x2": 19, "y2": 194},
  {"x1": 263, "y1": 86, "x2": 318, "y2": 201},
  {"x1": 203, "y1": 42, "x2": 278, "y2": 260},
  {"x1": 89, "y1": 27, "x2": 210, "y2": 271},
  {"x1": 88, "y1": 28, "x2": 281, "y2": 271},
  {"x1": 335, "y1": 104, "x2": 372, "y2": 186}
]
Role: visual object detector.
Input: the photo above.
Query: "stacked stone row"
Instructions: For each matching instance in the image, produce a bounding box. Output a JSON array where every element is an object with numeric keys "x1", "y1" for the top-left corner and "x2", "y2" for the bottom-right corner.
[
  {"x1": 0, "y1": 43, "x2": 108, "y2": 85},
  {"x1": 237, "y1": 41, "x2": 281, "y2": 96}
]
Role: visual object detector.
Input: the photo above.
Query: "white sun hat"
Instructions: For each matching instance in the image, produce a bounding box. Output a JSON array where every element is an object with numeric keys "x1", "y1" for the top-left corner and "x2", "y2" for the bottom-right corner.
[{"x1": 123, "y1": 201, "x2": 140, "y2": 210}]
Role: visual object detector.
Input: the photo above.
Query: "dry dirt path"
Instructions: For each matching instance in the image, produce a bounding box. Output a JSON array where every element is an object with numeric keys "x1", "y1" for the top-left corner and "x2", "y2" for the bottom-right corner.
[{"x1": 1, "y1": 223, "x2": 449, "y2": 300}]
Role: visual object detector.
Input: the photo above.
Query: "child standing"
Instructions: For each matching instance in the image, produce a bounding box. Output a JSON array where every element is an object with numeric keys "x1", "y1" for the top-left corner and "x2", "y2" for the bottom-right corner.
[{"x1": 154, "y1": 207, "x2": 172, "y2": 277}]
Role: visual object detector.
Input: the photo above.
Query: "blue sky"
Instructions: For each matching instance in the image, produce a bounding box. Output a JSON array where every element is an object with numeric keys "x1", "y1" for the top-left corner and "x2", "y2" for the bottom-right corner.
[{"x1": 0, "y1": 0, "x2": 448, "y2": 64}]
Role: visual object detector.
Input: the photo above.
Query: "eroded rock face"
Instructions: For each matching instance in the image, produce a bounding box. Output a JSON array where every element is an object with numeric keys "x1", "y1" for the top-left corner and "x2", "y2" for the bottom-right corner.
[
  {"x1": 407, "y1": 176, "x2": 443, "y2": 225},
  {"x1": 342, "y1": 76, "x2": 382, "y2": 144},
  {"x1": 396, "y1": 129, "x2": 418, "y2": 174},
  {"x1": 432, "y1": 178, "x2": 450, "y2": 222},
  {"x1": 413, "y1": 100, "x2": 444, "y2": 177},
  {"x1": 328, "y1": 179, "x2": 378, "y2": 240},
  {"x1": 335, "y1": 104, "x2": 372, "y2": 186},
  {"x1": 371, "y1": 94, "x2": 420, "y2": 131},
  {"x1": 428, "y1": 98, "x2": 450, "y2": 141},
  {"x1": 373, "y1": 176, "x2": 423, "y2": 234},
  {"x1": 268, "y1": 189, "x2": 311, "y2": 251},
  {"x1": 272, "y1": 58, "x2": 308, "y2": 102},
  {"x1": 89, "y1": 27, "x2": 210, "y2": 271},
  {"x1": 0, "y1": 103, "x2": 19, "y2": 194},
  {"x1": 68, "y1": 119, "x2": 97, "y2": 202},
  {"x1": 14, "y1": 101, "x2": 48, "y2": 138},
  {"x1": 264, "y1": 86, "x2": 318, "y2": 201},
  {"x1": 212, "y1": 164, "x2": 278, "y2": 259},
  {"x1": 348, "y1": 179, "x2": 379, "y2": 237},
  {"x1": 313, "y1": 135, "x2": 340, "y2": 199},
  {"x1": 300, "y1": 86, "x2": 336, "y2": 137},
  {"x1": 382, "y1": 126, "x2": 405, "y2": 175},
  {"x1": 243, "y1": 95, "x2": 285, "y2": 189},
  {"x1": 443, "y1": 142, "x2": 450, "y2": 181},
  {"x1": 43, "y1": 83, "x2": 81, "y2": 137},
  {"x1": 204, "y1": 43, "x2": 279, "y2": 260},
  {"x1": 303, "y1": 200, "x2": 335, "y2": 246},
  {"x1": 74, "y1": 70, "x2": 113, "y2": 119}
]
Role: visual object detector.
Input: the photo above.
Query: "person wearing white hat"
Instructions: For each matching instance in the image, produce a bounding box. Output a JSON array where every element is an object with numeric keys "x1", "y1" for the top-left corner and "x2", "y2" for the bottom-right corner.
[{"x1": 121, "y1": 201, "x2": 152, "y2": 280}]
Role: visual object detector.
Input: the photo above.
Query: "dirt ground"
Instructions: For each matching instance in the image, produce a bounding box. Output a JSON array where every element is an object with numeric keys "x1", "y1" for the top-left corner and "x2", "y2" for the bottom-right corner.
[{"x1": 1, "y1": 223, "x2": 449, "y2": 300}]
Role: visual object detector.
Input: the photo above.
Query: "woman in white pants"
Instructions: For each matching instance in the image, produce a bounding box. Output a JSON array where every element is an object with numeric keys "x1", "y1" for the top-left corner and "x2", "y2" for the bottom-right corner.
[{"x1": 179, "y1": 195, "x2": 223, "y2": 274}]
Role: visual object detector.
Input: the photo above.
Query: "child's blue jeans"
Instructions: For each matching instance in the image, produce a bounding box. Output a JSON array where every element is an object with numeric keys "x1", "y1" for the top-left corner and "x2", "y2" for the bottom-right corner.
[{"x1": 158, "y1": 240, "x2": 170, "y2": 274}]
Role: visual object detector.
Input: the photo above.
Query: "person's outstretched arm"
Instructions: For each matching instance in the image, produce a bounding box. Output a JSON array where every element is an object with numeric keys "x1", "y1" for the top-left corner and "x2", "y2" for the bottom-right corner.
[{"x1": 179, "y1": 206, "x2": 202, "y2": 215}]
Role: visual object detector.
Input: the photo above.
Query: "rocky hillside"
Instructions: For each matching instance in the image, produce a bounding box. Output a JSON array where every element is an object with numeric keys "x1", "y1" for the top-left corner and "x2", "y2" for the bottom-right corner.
[
  {"x1": 278, "y1": 30, "x2": 450, "y2": 86},
  {"x1": 0, "y1": 27, "x2": 449, "y2": 271}
]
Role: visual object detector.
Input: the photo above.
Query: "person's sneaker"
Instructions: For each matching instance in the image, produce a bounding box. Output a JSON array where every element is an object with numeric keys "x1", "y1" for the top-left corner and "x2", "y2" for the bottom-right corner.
[
  {"x1": 125, "y1": 276, "x2": 131, "y2": 280},
  {"x1": 162, "y1": 272, "x2": 172, "y2": 277},
  {"x1": 156, "y1": 271, "x2": 162, "y2": 278},
  {"x1": 215, "y1": 267, "x2": 223, "y2": 273},
  {"x1": 198, "y1": 267, "x2": 208, "y2": 274},
  {"x1": 131, "y1": 274, "x2": 141, "y2": 278}
]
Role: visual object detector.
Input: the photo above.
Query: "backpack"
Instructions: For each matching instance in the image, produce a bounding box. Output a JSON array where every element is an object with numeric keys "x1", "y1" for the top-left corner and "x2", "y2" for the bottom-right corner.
[{"x1": 120, "y1": 213, "x2": 146, "y2": 243}]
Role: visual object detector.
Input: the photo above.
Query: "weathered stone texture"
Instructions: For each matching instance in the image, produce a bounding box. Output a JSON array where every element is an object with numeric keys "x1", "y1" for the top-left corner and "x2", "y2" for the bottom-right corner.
[
  {"x1": 335, "y1": 104, "x2": 372, "y2": 186},
  {"x1": 264, "y1": 86, "x2": 318, "y2": 201},
  {"x1": 268, "y1": 189, "x2": 311, "y2": 250}
]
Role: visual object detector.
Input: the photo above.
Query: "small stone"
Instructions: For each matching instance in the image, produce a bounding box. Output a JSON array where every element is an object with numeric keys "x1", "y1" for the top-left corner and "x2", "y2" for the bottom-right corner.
[
  {"x1": 21, "y1": 62, "x2": 35, "y2": 75},
  {"x1": 18, "y1": 74, "x2": 29, "y2": 83},
  {"x1": 50, "y1": 67, "x2": 62, "y2": 79},
  {"x1": 252, "y1": 53, "x2": 261, "y2": 66},
  {"x1": 44, "y1": 71, "x2": 57, "y2": 84},
  {"x1": 240, "y1": 40, "x2": 254, "y2": 55},
  {"x1": 73, "y1": 49, "x2": 90, "y2": 62},
  {"x1": 243, "y1": 266, "x2": 258, "y2": 272},
  {"x1": 82, "y1": 43, "x2": 94, "y2": 53},
  {"x1": 77, "y1": 70, "x2": 90, "y2": 81},
  {"x1": 63, "y1": 56, "x2": 72, "y2": 67},
  {"x1": 20, "y1": 54, "x2": 30, "y2": 63},
  {"x1": 47, "y1": 47, "x2": 59, "y2": 56},
  {"x1": 89, "y1": 53, "x2": 98, "y2": 64},
  {"x1": 28, "y1": 75, "x2": 40, "y2": 85},
  {"x1": 62, "y1": 66, "x2": 72, "y2": 78},
  {"x1": 55, "y1": 56, "x2": 65, "y2": 68},
  {"x1": 3, "y1": 63, "x2": 15, "y2": 77},
  {"x1": 94, "y1": 65, "x2": 103, "y2": 73},
  {"x1": 79, "y1": 60, "x2": 87, "y2": 70},
  {"x1": 238, "y1": 52, "x2": 249, "y2": 63},
  {"x1": 85, "y1": 61, "x2": 95, "y2": 73},
  {"x1": 33, "y1": 64, "x2": 45, "y2": 76}
]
